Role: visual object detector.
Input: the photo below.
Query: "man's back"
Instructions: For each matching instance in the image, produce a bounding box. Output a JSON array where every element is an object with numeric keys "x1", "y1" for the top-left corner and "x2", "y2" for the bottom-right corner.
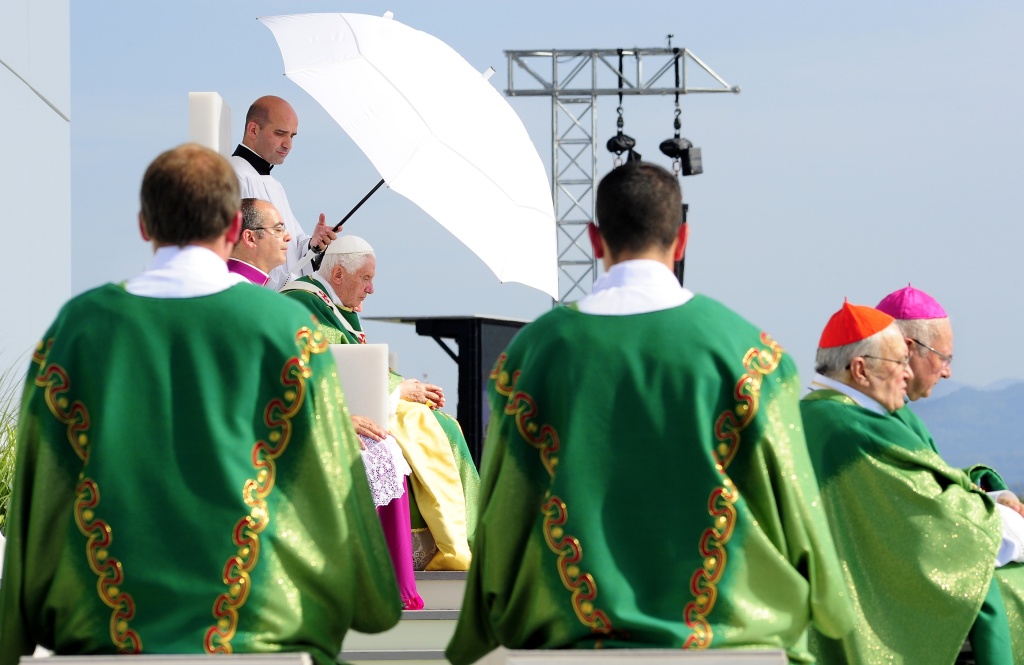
[
  {"x1": 0, "y1": 282, "x2": 399, "y2": 663},
  {"x1": 447, "y1": 295, "x2": 851, "y2": 663}
]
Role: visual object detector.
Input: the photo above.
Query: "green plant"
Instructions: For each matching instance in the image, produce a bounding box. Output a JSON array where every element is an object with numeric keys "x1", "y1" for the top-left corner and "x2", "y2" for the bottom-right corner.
[{"x1": 0, "y1": 362, "x2": 21, "y2": 535}]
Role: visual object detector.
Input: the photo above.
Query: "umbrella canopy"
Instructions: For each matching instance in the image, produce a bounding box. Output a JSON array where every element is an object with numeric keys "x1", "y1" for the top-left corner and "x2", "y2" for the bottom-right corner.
[{"x1": 259, "y1": 12, "x2": 558, "y2": 299}]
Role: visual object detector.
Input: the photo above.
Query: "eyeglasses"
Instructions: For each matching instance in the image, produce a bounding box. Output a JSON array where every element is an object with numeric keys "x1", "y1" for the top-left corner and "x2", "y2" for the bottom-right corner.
[
  {"x1": 862, "y1": 354, "x2": 911, "y2": 367},
  {"x1": 912, "y1": 338, "x2": 953, "y2": 367},
  {"x1": 254, "y1": 224, "x2": 287, "y2": 238}
]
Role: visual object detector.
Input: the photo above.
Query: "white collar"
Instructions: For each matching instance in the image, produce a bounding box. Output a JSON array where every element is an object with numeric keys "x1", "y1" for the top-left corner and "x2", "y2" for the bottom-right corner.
[
  {"x1": 809, "y1": 373, "x2": 889, "y2": 415},
  {"x1": 125, "y1": 245, "x2": 244, "y2": 298},
  {"x1": 576, "y1": 259, "x2": 694, "y2": 315},
  {"x1": 312, "y1": 274, "x2": 347, "y2": 308}
]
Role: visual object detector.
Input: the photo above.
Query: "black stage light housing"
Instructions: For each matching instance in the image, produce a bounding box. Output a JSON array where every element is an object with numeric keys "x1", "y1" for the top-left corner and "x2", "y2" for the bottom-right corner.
[
  {"x1": 659, "y1": 137, "x2": 702, "y2": 176},
  {"x1": 607, "y1": 133, "x2": 642, "y2": 163}
]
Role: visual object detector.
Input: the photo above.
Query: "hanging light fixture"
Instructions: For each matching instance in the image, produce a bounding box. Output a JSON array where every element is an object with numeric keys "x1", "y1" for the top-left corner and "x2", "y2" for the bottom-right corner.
[
  {"x1": 606, "y1": 50, "x2": 641, "y2": 164},
  {"x1": 659, "y1": 49, "x2": 702, "y2": 176}
]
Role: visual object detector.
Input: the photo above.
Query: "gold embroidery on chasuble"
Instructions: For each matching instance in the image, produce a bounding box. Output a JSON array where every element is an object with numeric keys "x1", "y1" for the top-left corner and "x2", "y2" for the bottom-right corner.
[
  {"x1": 204, "y1": 327, "x2": 327, "y2": 653},
  {"x1": 491, "y1": 354, "x2": 613, "y2": 636},
  {"x1": 31, "y1": 339, "x2": 143, "y2": 653},
  {"x1": 683, "y1": 333, "x2": 783, "y2": 650}
]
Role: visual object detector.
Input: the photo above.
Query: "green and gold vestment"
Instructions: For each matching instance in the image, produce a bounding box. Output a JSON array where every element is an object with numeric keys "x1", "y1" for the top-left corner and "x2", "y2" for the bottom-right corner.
[
  {"x1": 896, "y1": 404, "x2": 1011, "y2": 491},
  {"x1": 802, "y1": 390, "x2": 1024, "y2": 664},
  {"x1": 0, "y1": 282, "x2": 400, "y2": 665},
  {"x1": 447, "y1": 296, "x2": 854, "y2": 664}
]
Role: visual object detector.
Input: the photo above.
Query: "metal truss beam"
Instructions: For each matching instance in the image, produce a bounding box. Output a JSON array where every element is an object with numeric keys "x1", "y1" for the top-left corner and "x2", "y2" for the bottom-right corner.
[{"x1": 505, "y1": 47, "x2": 740, "y2": 303}]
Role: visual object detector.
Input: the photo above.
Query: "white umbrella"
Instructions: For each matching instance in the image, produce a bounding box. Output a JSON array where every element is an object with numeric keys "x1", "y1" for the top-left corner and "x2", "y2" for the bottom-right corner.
[{"x1": 259, "y1": 12, "x2": 558, "y2": 299}]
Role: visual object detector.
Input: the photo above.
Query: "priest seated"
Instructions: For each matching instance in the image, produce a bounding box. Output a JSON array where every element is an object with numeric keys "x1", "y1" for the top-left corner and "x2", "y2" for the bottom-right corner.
[
  {"x1": 227, "y1": 198, "x2": 291, "y2": 286},
  {"x1": 801, "y1": 301, "x2": 1024, "y2": 664},
  {"x1": 0, "y1": 144, "x2": 400, "y2": 663},
  {"x1": 282, "y1": 236, "x2": 480, "y2": 571},
  {"x1": 876, "y1": 284, "x2": 1024, "y2": 517}
]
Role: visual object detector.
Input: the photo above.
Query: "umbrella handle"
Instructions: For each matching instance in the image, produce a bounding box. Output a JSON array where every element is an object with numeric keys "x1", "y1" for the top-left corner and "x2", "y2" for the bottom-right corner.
[
  {"x1": 332, "y1": 178, "x2": 386, "y2": 232},
  {"x1": 300, "y1": 178, "x2": 387, "y2": 274}
]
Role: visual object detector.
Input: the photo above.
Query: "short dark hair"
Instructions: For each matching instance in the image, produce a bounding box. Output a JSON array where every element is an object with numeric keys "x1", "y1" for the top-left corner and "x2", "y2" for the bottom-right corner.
[
  {"x1": 594, "y1": 161, "x2": 683, "y2": 257},
  {"x1": 139, "y1": 144, "x2": 240, "y2": 246},
  {"x1": 236, "y1": 199, "x2": 270, "y2": 247},
  {"x1": 240, "y1": 198, "x2": 270, "y2": 233}
]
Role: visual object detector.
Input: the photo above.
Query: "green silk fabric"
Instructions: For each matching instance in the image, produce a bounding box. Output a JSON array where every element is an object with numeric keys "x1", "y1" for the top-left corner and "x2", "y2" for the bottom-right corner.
[
  {"x1": 895, "y1": 405, "x2": 1009, "y2": 491},
  {"x1": 282, "y1": 276, "x2": 362, "y2": 345},
  {"x1": 996, "y1": 565, "x2": 1024, "y2": 662},
  {"x1": 447, "y1": 296, "x2": 853, "y2": 665},
  {"x1": 0, "y1": 283, "x2": 401, "y2": 665},
  {"x1": 801, "y1": 390, "x2": 1024, "y2": 663},
  {"x1": 892, "y1": 403, "x2": 940, "y2": 454}
]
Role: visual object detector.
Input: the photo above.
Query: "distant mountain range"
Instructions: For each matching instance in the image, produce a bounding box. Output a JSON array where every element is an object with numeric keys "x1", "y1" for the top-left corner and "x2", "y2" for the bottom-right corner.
[{"x1": 912, "y1": 380, "x2": 1024, "y2": 494}]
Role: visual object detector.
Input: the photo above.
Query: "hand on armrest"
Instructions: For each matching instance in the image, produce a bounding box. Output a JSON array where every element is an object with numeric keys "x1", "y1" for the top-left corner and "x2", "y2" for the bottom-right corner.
[
  {"x1": 398, "y1": 378, "x2": 445, "y2": 409},
  {"x1": 995, "y1": 491, "x2": 1024, "y2": 519},
  {"x1": 351, "y1": 415, "x2": 388, "y2": 446}
]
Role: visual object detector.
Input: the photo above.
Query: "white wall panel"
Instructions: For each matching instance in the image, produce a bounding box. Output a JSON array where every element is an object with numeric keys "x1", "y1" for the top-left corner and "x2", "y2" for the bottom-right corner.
[
  {"x1": 0, "y1": 0, "x2": 70, "y2": 385},
  {"x1": 0, "y1": 0, "x2": 69, "y2": 115},
  {"x1": 27, "y1": 0, "x2": 71, "y2": 115},
  {"x1": 0, "y1": 0, "x2": 30, "y2": 76}
]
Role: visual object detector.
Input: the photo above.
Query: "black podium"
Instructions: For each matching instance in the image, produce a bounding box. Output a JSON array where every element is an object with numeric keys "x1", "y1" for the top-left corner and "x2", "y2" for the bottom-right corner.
[{"x1": 366, "y1": 315, "x2": 528, "y2": 466}]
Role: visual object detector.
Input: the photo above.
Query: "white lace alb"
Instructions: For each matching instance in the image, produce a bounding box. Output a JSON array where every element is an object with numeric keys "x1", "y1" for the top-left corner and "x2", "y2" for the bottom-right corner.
[{"x1": 359, "y1": 434, "x2": 411, "y2": 507}]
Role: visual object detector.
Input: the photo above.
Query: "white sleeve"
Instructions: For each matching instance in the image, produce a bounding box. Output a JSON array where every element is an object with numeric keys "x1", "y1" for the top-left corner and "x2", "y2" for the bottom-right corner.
[
  {"x1": 994, "y1": 502, "x2": 1024, "y2": 567},
  {"x1": 388, "y1": 386, "x2": 401, "y2": 417}
]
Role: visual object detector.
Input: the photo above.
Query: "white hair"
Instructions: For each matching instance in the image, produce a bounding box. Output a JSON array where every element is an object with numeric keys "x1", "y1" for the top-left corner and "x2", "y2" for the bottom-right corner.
[
  {"x1": 316, "y1": 250, "x2": 374, "y2": 280},
  {"x1": 815, "y1": 324, "x2": 903, "y2": 378},
  {"x1": 893, "y1": 317, "x2": 949, "y2": 355}
]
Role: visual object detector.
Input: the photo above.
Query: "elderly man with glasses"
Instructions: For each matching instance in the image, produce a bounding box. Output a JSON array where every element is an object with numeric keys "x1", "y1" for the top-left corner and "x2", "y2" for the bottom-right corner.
[
  {"x1": 801, "y1": 301, "x2": 1024, "y2": 665},
  {"x1": 282, "y1": 236, "x2": 480, "y2": 578},
  {"x1": 876, "y1": 285, "x2": 1023, "y2": 509},
  {"x1": 228, "y1": 198, "x2": 293, "y2": 286},
  {"x1": 877, "y1": 284, "x2": 954, "y2": 402}
]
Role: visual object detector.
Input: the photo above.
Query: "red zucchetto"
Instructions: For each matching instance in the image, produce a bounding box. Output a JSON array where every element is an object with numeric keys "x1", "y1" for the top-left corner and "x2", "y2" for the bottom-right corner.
[{"x1": 819, "y1": 300, "x2": 895, "y2": 349}]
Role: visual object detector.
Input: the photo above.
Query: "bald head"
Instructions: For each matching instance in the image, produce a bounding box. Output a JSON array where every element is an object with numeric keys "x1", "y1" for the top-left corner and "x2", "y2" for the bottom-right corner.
[{"x1": 242, "y1": 96, "x2": 298, "y2": 166}]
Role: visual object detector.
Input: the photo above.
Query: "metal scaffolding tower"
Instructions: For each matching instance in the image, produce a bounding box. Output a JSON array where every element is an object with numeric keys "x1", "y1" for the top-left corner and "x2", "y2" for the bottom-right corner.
[{"x1": 505, "y1": 47, "x2": 740, "y2": 302}]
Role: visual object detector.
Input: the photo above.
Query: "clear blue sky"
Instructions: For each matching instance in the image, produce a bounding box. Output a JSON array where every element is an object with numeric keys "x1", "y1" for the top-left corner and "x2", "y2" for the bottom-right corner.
[{"x1": 70, "y1": 1, "x2": 1024, "y2": 393}]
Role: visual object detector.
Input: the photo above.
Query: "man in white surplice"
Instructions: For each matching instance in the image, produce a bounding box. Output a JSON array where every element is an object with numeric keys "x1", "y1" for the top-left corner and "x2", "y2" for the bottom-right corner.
[{"x1": 230, "y1": 95, "x2": 337, "y2": 291}]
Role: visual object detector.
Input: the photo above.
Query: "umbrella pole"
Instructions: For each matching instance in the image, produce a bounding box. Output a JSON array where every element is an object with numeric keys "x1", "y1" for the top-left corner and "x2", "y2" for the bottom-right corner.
[
  {"x1": 332, "y1": 178, "x2": 386, "y2": 232},
  {"x1": 309, "y1": 178, "x2": 387, "y2": 272}
]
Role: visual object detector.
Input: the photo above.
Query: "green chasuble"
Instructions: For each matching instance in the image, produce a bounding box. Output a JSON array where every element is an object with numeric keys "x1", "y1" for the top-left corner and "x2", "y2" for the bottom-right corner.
[
  {"x1": 282, "y1": 275, "x2": 481, "y2": 569},
  {"x1": 0, "y1": 282, "x2": 401, "y2": 665},
  {"x1": 895, "y1": 405, "x2": 1010, "y2": 492},
  {"x1": 801, "y1": 390, "x2": 1024, "y2": 664},
  {"x1": 446, "y1": 296, "x2": 854, "y2": 665},
  {"x1": 281, "y1": 276, "x2": 365, "y2": 345},
  {"x1": 892, "y1": 400, "x2": 1024, "y2": 661}
]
